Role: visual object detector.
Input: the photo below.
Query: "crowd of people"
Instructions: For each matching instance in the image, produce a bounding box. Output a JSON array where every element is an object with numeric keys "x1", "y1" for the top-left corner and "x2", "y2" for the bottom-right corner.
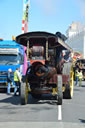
[{"x1": 7, "y1": 67, "x2": 21, "y2": 96}]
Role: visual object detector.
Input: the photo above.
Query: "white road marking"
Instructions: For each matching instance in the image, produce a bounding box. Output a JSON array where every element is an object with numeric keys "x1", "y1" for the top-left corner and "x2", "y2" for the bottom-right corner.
[{"x1": 58, "y1": 105, "x2": 62, "y2": 121}]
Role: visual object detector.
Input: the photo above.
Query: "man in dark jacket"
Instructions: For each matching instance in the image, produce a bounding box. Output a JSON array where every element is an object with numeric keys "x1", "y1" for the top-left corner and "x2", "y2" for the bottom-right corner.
[{"x1": 7, "y1": 68, "x2": 12, "y2": 94}]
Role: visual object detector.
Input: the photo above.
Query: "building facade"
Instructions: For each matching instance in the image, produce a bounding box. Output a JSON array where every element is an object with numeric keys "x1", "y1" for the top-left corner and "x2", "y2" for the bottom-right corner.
[{"x1": 66, "y1": 22, "x2": 85, "y2": 58}]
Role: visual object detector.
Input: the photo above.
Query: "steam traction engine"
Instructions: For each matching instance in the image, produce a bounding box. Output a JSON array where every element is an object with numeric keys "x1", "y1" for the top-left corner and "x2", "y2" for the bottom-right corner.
[{"x1": 16, "y1": 31, "x2": 74, "y2": 105}]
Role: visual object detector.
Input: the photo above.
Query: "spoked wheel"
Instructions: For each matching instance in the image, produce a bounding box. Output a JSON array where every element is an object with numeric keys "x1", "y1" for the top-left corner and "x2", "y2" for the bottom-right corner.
[
  {"x1": 57, "y1": 75, "x2": 63, "y2": 105},
  {"x1": 21, "y1": 79, "x2": 28, "y2": 105},
  {"x1": 63, "y1": 63, "x2": 74, "y2": 99}
]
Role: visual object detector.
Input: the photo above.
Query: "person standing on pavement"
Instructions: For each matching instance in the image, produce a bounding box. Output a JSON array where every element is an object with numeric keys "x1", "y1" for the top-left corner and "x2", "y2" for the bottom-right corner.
[
  {"x1": 79, "y1": 70, "x2": 83, "y2": 87},
  {"x1": 14, "y1": 67, "x2": 21, "y2": 96},
  {"x1": 75, "y1": 69, "x2": 79, "y2": 86},
  {"x1": 7, "y1": 68, "x2": 13, "y2": 94}
]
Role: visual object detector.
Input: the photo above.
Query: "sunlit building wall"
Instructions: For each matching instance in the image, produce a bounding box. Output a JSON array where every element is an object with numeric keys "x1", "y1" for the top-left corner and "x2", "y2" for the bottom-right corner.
[
  {"x1": 66, "y1": 22, "x2": 85, "y2": 58},
  {"x1": 66, "y1": 22, "x2": 85, "y2": 37}
]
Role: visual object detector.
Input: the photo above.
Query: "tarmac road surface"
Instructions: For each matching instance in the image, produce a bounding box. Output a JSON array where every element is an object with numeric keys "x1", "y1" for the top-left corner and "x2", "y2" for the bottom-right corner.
[{"x1": 0, "y1": 82, "x2": 85, "y2": 128}]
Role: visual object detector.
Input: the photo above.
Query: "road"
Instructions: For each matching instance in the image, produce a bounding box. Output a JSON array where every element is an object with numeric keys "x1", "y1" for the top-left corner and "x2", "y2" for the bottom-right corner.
[{"x1": 0, "y1": 82, "x2": 85, "y2": 128}]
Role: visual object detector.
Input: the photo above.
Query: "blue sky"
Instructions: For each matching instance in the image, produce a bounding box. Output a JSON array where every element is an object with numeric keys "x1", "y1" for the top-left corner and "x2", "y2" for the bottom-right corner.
[{"x1": 0, "y1": 0, "x2": 85, "y2": 40}]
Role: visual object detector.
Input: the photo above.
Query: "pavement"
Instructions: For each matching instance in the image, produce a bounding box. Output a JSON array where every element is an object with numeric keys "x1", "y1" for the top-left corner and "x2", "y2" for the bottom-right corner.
[
  {"x1": 0, "y1": 122, "x2": 85, "y2": 128},
  {"x1": 0, "y1": 82, "x2": 85, "y2": 128}
]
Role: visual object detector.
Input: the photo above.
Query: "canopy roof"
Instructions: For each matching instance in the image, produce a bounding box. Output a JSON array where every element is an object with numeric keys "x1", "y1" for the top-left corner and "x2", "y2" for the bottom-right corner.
[{"x1": 16, "y1": 31, "x2": 72, "y2": 51}]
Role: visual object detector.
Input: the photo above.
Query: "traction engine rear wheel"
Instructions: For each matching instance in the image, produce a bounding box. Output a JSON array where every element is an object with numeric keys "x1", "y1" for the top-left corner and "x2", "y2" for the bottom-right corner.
[{"x1": 63, "y1": 63, "x2": 74, "y2": 99}]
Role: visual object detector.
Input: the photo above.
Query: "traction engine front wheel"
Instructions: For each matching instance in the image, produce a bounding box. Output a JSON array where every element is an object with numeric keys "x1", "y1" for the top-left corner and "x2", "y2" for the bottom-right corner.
[
  {"x1": 20, "y1": 81, "x2": 28, "y2": 105},
  {"x1": 57, "y1": 75, "x2": 63, "y2": 105}
]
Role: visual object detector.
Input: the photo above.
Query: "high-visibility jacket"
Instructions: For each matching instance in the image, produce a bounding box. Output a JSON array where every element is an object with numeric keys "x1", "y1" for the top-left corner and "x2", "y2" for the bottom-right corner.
[
  {"x1": 75, "y1": 71, "x2": 79, "y2": 77},
  {"x1": 79, "y1": 72, "x2": 83, "y2": 79},
  {"x1": 14, "y1": 71, "x2": 19, "y2": 81}
]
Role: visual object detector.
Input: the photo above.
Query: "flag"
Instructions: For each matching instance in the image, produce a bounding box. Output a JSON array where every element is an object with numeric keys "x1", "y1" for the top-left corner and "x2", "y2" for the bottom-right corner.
[
  {"x1": 22, "y1": 0, "x2": 30, "y2": 75},
  {"x1": 22, "y1": 0, "x2": 30, "y2": 33}
]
